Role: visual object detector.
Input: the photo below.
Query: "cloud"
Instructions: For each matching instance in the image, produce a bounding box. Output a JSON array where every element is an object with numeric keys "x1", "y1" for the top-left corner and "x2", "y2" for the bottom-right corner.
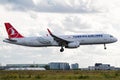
[
  {"x1": 0, "y1": 0, "x2": 98, "y2": 13},
  {"x1": 0, "y1": 0, "x2": 34, "y2": 11},
  {"x1": 34, "y1": 0, "x2": 97, "y2": 13},
  {"x1": 62, "y1": 16, "x2": 92, "y2": 33}
]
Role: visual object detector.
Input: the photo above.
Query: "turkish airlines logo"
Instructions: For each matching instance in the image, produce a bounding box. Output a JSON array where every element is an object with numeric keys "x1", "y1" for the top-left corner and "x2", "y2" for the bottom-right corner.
[
  {"x1": 8, "y1": 28, "x2": 18, "y2": 38},
  {"x1": 8, "y1": 28, "x2": 15, "y2": 35}
]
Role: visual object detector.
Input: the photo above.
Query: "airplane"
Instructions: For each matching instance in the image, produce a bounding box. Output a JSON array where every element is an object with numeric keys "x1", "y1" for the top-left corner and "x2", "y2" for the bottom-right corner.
[{"x1": 3, "y1": 23, "x2": 117, "y2": 52}]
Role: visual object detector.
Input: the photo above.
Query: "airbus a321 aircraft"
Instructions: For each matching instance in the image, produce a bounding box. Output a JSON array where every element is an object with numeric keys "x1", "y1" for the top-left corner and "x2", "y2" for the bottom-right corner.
[{"x1": 3, "y1": 23, "x2": 117, "y2": 52}]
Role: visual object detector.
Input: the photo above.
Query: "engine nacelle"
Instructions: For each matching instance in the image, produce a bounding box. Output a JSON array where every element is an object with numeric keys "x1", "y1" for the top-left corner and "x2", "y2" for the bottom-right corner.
[{"x1": 65, "y1": 41, "x2": 80, "y2": 48}]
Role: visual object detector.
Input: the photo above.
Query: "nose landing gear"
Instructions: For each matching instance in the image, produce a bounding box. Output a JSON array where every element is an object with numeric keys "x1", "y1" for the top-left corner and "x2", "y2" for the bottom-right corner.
[
  {"x1": 60, "y1": 47, "x2": 64, "y2": 52},
  {"x1": 104, "y1": 44, "x2": 107, "y2": 49}
]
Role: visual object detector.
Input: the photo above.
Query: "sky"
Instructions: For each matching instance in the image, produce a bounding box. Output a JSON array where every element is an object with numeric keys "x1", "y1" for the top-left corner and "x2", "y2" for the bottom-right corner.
[{"x1": 0, "y1": 0, "x2": 120, "y2": 68}]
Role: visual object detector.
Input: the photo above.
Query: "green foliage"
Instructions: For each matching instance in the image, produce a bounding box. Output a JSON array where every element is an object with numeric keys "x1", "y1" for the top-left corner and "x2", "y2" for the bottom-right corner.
[
  {"x1": 102, "y1": 71, "x2": 120, "y2": 79},
  {"x1": 35, "y1": 75, "x2": 41, "y2": 79},
  {"x1": 0, "y1": 70, "x2": 120, "y2": 80},
  {"x1": 78, "y1": 75, "x2": 89, "y2": 79}
]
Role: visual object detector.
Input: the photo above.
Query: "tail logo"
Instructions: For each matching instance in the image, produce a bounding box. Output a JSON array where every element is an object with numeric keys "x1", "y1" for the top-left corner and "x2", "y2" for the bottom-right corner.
[
  {"x1": 8, "y1": 27, "x2": 20, "y2": 38},
  {"x1": 8, "y1": 28, "x2": 15, "y2": 36},
  {"x1": 5, "y1": 23, "x2": 24, "y2": 38}
]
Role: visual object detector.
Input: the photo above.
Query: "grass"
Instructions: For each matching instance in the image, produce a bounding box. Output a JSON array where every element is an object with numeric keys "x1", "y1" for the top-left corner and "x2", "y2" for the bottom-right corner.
[{"x1": 0, "y1": 70, "x2": 120, "y2": 80}]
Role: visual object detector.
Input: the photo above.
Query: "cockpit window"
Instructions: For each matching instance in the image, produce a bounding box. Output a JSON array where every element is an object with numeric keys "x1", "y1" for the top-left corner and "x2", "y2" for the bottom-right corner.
[{"x1": 110, "y1": 35, "x2": 113, "y2": 37}]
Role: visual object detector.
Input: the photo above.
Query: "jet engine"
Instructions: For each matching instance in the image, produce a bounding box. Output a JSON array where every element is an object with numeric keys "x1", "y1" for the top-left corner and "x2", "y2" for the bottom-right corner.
[{"x1": 65, "y1": 41, "x2": 80, "y2": 48}]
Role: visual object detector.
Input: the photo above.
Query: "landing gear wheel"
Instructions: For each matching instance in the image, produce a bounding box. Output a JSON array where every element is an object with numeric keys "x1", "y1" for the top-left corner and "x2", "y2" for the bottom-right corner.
[
  {"x1": 104, "y1": 44, "x2": 107, "y2": 50},
  {"x1": 60, "y1": 47, "x2": 64, "y2": 52}
]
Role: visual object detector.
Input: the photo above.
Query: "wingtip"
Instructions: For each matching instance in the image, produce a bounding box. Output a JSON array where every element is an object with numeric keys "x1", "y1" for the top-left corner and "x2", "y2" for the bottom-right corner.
[{"x1": 47, "y1": 28, "x2": 52, "y2": 35}]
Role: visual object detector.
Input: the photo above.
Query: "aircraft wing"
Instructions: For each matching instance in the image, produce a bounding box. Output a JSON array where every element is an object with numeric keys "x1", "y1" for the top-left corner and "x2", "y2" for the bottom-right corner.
[{"x1": 47, "y1": 29, "x2": 70, "y2": 46}]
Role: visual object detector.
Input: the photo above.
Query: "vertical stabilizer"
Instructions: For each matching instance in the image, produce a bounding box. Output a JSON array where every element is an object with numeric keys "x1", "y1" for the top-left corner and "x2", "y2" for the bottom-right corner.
[{"x1": 4, "y1": 23, "x2": 24, "y2": 39}]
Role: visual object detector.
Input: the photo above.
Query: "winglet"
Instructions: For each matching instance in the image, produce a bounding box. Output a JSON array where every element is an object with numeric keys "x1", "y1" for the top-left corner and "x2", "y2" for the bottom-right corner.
[{"x1": 47, "y1": 28, "x2": 52, "y2": 35}]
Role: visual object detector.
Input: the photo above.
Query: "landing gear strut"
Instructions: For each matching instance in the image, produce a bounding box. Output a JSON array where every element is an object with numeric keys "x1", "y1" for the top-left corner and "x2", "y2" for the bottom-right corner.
[
  {"x1": 60, "y1": 47, "x2": 64, "y2": 52},
  {"x1": 104, "y1": 44, "x2": 107, "y2": 49}
]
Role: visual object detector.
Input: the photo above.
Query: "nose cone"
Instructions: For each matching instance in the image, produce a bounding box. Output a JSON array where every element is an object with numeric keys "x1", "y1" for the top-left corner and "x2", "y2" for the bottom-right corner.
[
  {"x1": 112, "y1": 37, "x2": 118, "y2": 42},
  {"x1": 113, "y1": 37, "x2": 118, "y2": 42}
]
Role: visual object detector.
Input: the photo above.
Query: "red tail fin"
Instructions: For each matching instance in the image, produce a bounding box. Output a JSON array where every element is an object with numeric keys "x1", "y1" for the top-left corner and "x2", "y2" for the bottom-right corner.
[{"x1": 4, "y1": 23, "x2": 24, "y2": 39}]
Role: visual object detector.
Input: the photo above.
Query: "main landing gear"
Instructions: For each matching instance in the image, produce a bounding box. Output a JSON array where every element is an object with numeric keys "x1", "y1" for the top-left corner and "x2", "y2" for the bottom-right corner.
[
  {"x1": 60, "y1": 47, "x2": 64, "y2": 52},
  {"x1": 104, "y1": 44, "x2": 107, "y2": 49}
]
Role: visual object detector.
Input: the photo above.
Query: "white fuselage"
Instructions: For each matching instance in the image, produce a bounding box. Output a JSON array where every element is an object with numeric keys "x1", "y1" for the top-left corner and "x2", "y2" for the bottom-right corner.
[{"x1": 3, "y1": 34, "x2": 117, "y2": 48}]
